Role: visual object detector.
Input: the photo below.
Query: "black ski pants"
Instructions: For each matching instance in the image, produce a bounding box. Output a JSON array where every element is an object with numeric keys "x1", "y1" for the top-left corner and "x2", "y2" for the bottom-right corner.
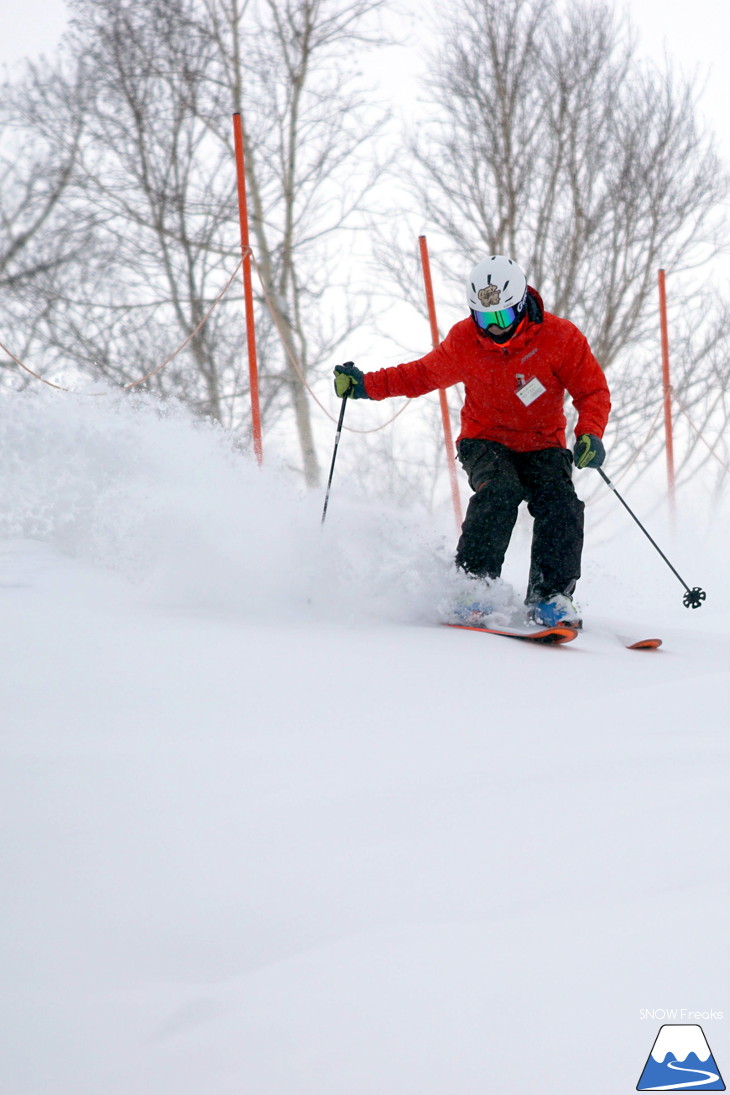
[{"x1": 455, "y1": 439, "x2": 584, "y2": 602}]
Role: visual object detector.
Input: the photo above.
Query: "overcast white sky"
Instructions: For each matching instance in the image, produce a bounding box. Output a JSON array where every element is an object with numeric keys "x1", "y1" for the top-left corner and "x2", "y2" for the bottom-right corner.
[
  {"x1": 3, "y1": 0, "x2": 728, "y2": 198},
  {"x1": 1, "y1": 0, "x2": 727, "y2": 126},
  {"x1": 0, "y1": 2, "x2": 68, "y2": 68}
]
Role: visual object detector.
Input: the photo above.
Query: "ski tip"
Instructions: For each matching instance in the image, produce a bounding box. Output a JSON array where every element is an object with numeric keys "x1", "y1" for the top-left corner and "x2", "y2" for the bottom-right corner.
[
  {"x1": 525, "y1": 626, "x2": 579, "y2": 644},
  {"x1": 625, "y1": 638, "x2": 663, "y2": 650}
]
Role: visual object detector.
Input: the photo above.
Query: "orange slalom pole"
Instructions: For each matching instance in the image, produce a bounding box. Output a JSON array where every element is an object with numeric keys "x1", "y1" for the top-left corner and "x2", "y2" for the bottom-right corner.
[
  {"x1": 232, "y1": 113, "x2": 263, "y2": 465},
  {"x1": 418, "y1": 235, "x2": 463, "y2": 532},
  {"x1": 657, "y1": 269, "x2": 675, "y2": 520}
]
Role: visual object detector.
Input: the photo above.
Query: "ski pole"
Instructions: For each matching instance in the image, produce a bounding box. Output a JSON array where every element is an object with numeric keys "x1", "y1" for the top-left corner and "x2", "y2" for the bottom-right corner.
[
  {"x1": 321, "y1": 392, "x2": 349, "y2": 526},
  {"x1": 597, "y1": 467, "x2": 706, "y2": 608}
]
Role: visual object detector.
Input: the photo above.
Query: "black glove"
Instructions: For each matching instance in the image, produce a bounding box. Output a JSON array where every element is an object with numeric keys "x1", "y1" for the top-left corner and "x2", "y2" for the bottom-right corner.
[
  {"x1": 333, "y1": 361, "x2": 369, "y2": 399},
  {"x1": 573, "y1": 433, "x2": 606, "y2": 469}
]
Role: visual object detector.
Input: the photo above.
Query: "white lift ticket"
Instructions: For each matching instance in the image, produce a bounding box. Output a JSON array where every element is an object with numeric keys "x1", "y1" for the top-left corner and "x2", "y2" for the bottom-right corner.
[{"x1": 516, "y1": 376, "x2": 546, "y2": 406}]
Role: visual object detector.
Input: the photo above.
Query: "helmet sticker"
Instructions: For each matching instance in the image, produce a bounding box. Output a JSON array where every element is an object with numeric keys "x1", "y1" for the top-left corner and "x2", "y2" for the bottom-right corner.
[
  {"x1": 478, "y1": 284, "x2": 502, "y2": 307},
  {"x1": 466, "y1": 256, "x2": 527, "y2": 316}
]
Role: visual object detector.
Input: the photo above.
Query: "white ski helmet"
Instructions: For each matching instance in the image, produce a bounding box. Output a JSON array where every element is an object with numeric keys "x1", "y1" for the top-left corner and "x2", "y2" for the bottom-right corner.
[{"x1": 466, "y1": 255, "x2": 528, "y2": 331}]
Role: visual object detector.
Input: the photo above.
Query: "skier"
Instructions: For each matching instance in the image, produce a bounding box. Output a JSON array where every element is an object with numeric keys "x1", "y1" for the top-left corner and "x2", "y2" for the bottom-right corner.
[{"x1": 333, "y1": 255, "x2": 610, "y2": 627}]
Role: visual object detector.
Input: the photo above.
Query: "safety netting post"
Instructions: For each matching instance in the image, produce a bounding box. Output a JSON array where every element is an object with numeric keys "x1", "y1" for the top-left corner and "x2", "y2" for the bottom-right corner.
[
  {"x1": 232, "y1": 112, "x2": 263, "y2": 465},
  {"x1": 657, "y1": 268, "x2": 675, "y2": 520},
  {"x1": 418, "y1": 235, "x2": 463, "y2": 533}
]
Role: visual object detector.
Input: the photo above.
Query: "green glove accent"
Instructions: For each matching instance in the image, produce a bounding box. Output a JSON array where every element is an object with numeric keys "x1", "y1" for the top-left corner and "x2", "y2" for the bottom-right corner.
[
  {"x1": 573, "y1": 433, "x2": 606, "y2": 469},
  {"x1": 334, "y1": 370, "x2": 357, "y2": 397},
  {"x1": 333, "y1": 361, "x2": 369, "y2": 399}
]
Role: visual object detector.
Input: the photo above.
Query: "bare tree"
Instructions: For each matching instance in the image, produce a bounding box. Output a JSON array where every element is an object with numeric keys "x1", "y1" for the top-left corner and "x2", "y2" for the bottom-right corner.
[
  {"x1": 194, "y1": 0, "x2": 387, "y2": 483},
  {"x1": 0, "y1": 64, "x2": 89, "y2": 387},
  {"x1": 7, "y1": 0, "x2": 387, "y2": 483},
  {"x1": 355, "y1": 0, "x2": 729, "y2": 515},
  {"x1": 390, "y1": 0, "x2": 726, "y2": 372},
  {"x1": 604, "y1": 300, "x2": 730, "y2": 498}
]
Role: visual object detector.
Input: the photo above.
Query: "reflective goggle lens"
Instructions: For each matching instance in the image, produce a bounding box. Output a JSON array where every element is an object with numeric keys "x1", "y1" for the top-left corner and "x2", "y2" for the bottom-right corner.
[{"x1": 472, "y1": 305, "x2": 518, "y2": 330}]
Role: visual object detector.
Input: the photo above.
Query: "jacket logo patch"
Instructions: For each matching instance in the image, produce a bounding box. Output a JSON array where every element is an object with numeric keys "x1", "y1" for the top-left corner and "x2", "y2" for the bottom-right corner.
[{"x1": 478, "y1": 285, "x2": 501, "y2": 308}]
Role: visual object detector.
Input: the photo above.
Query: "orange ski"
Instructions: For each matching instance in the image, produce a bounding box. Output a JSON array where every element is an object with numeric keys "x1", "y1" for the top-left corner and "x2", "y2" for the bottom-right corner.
[
  {"x1": 445, "y1": 621, "x2": 578, "y2": 644},
  {"x1": 625, "y1": 637, "x2": 663, "y2": 650}
]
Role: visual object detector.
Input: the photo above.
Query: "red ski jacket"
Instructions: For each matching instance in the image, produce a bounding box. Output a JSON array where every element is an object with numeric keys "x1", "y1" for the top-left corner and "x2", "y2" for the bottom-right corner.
[{"x1": 364, "y1": 291, "x2": 610, "y2": 452}]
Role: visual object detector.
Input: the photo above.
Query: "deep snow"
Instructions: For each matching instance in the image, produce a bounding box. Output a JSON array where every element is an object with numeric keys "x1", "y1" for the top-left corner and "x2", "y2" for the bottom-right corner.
[{"x1": 1, "y1": 390, "x2": 728, "y2": 1094}]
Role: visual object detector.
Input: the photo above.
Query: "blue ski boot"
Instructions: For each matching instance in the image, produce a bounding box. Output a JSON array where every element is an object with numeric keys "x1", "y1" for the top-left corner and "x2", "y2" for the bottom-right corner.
[
  {"x1": 450, "y1": 577, "x2": 514, "y2": 625},
  {"x1": 529, "y1": 593, "x2": 582, "y2": 629}
]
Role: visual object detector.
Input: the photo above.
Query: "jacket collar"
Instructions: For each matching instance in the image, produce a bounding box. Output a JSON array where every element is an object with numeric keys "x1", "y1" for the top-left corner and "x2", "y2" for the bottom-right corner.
[{"x1": 525, "y1": 286, "x2": 544, "y2": 323}]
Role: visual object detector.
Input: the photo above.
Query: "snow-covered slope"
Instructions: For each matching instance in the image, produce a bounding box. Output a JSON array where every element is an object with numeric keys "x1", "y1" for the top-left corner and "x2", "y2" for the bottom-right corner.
[
  {"x1": 1, "y1": 391, "x2": 728, "y2": 1095},
  {"x1": 650, "y1": 1024, "x2": 715, "y2": 1063}
]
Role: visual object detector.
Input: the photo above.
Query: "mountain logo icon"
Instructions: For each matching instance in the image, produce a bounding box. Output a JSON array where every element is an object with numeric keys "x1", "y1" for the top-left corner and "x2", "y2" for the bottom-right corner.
[{"x1": 637, "y1": 1024, "x2": 725, "y2": 1090}]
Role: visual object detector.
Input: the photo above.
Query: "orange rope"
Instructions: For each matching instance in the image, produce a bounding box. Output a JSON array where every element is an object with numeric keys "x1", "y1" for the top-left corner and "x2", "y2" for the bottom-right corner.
[
  {"x1": 0, "y1": 337, "x2": 70, "y2": 391},
  {"x1": 1, "y1": 248, "x2": 416, "y2": 438},
  {"x1": 673, "y1": 394, "x2": 730, "y2": 476},
  {"x1": 612, "y1": 404, "x2": 663, "y2": 485},
  {"x1": 249, "y1": 251, "x2": 411, "y2": 435},
  {"x1": 0, "y1": 258, "x2": 243, "y2": 396},
  {"x1": 121, "y1": 259, "x2": 243, "y2": 390}
]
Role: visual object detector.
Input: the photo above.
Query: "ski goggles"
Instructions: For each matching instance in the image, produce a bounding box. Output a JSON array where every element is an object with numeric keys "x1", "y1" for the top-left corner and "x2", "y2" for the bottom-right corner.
[{"x1": 471, "y1": 305, "x2": 519, "y2": 330}]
